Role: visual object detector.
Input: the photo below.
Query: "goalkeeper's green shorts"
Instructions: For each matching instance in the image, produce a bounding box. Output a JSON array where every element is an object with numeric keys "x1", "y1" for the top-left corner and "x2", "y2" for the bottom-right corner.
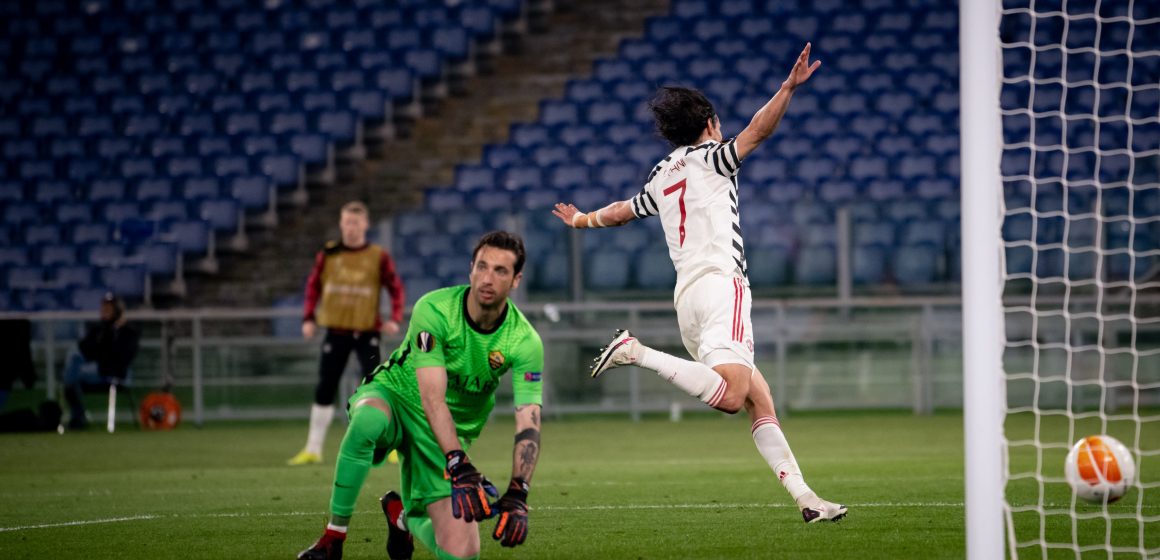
[{"x1": 347, "y1": 382, "x2": 473, "y2": 516}]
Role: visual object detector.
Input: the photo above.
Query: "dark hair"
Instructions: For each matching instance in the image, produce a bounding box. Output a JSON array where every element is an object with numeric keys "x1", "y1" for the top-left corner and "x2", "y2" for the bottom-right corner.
[
  {"x1": 648, "y1": 86, "x2": 717, "y2": 147},
  {"x1": 472, "y1": 231, "x2": 526, "y2": 275}
]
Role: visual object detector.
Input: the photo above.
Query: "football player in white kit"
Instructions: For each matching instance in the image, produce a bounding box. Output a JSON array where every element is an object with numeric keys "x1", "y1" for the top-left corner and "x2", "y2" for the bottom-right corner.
[{"x1": 552, "y1": 44, "x2": 846, "y2": 523}]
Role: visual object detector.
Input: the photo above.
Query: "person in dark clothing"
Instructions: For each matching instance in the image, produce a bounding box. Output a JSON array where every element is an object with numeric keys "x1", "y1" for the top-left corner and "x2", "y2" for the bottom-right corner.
[
  {"x1": 0, "y1": 319, "x2": 36, "y2": 412},
  {"x1": 63, "y1": 293, "x2": 139, "y2": 430}
]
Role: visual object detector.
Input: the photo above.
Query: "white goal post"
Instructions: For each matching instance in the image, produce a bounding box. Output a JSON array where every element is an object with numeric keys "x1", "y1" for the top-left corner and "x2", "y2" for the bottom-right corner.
[
  {"x1": 964, "y1": 0, "x2": 1159, "y2": 558},
  {"x1": 961, "y1": 0, "x2": 1006, "y2": 558}
]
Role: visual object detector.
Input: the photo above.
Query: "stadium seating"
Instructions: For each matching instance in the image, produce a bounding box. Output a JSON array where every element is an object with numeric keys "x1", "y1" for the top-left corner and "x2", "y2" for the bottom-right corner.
[{"x1": 2, "y1": 0, "x2": 527, "y2": 310}]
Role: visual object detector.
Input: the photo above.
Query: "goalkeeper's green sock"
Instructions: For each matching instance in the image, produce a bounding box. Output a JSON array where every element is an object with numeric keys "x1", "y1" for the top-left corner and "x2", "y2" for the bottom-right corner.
[
  {"x1": 408, "y1": 514, "x2": 480, "y2": 560},
  {"x1": 328, "y1": 404, "x2": 390, "y2": 526}
]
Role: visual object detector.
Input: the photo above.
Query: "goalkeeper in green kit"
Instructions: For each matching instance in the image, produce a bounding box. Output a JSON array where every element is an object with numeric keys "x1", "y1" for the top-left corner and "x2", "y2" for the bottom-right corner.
[{"x1": 298, "y1": 231, "x2": 544, "y2": 560}]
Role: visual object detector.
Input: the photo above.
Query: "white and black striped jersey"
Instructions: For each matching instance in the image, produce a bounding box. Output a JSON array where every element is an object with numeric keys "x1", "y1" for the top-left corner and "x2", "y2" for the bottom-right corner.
[{"x1": 630, "y1": 138, "x2": 747, "y2": 301}]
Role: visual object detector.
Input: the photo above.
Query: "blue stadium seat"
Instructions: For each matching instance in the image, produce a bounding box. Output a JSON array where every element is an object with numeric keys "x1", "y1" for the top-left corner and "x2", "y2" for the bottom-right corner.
[
  {"x1": 530, "y1": 145, "x2": 568, "y2": 167},
  {"x1": 585, "y1": 248, "x2": 631, "y2": 291},
  {"x1": 818, "y1": 180, "x2": 857, "y2": 204},
  {"x1": 164, "y1": 219, "x2": 212, "y2": 255},
  {"x1": 4, "y1": 201, "x2": 41, "y2": 226},
  {"x1": 157, "y1": 93, "x2": 194, "y2": 116},
  {"x1": 539, "y1": 100, "x2": 578, "y2": 128},
  {"x1": 886, "y1": 200, "x2": 929, "y2": 223},
  {"x1": 39, "y1": 244, "x2": 77, "y2": 267},
  {"x1": 852, "y1": 245, "x2": 889, "y2": 285},
  {"x1": 123, "y1": 113, "x2": 163, "y2": 137},
  {"x1": 213, "y1": 155, "x2": 251, "y2": 178},
  {"x1": 792, "y1": 202, "x2": 833, "y2": 226},
  {"x1": 147, "y1": 200, "x2": 189, "y2": 222},
  {"x1": 99, "y1": 201, "x2": 140, "y2": 224},
  {"x1": 260, "y1": 154, "x2": 302, "y2": 188},
  {"x1": 229, "y1": 176, "x2": 273, "y2": 210},
  {"x1": 99, "y1": 264, "x2": 148, "y2": 300},
  {"x1": 85, "y1": 243, "x2": 126, "y2": 267},
  {"x1": 469, "y1": 190, "x2": 513, "y2": 213},
  {"x1": 24, "y1": 224, "x2": 62, "y2": 246},
  {"x1": 598, "y1": 162, "x2": 641, "y2": 192},
  {"x1": 395, "y1": 214, "x2": 438, "y2": 239},
  {"x1": 376, "y1": 67, "x2": 417, "y2": 101},
  {"x1": 181, "y1": 176, "x2": 222, "y2": 200},
  {"x1": 549, "y1": 164, "x2": 590, "y2": 191},
  {"x1": 854, "y1": 221, "x2": 896, "y2": 247},
  {"x1": 579, "y1": 144, "x2": 617, "y2": 166},
  {"x1": 795, "y1": 245, "x2": 836, "y2": 285},
  {"x1": 531, "y1": 253, "x2": 568, "y2": 292},
  {"x1": 34, "y1": 180, "x2": 73, "y2": 204},
  {"x1": 454, "y1": 165, "x2": 495, "y2": 192},
  {"x1": 288, "y1": 134, "x2": 330, "y2": 166},
  {"x1": 166, "y1": 156, "x2": 204, "y2": 179},
  {"x1": 222, "y1": 113, "x2": 262, "y2": 136},
  {"x1": 0, "y1": 245, "x2": 30, "y2": 268},
  {"x1": 635, "y1": 250, "x2": 676, "y2": 289},
  {"x1": 748, "y1": 245, "x2": 793, "y2": 287},
  {"x1": 243, "y1": 135, "x2": 281, "y2": 157},
  {"x1": 133, "y1": 242, "x2": 180, "y2": 277},
  {"x1": 6, "y1": 266, "x2": 44, "y2": 290},
  {"x1": 270, "y1": 111, "x2": 309, "y2": 135},
  {"x1": 902, "y1": 220, "x2": 947, "y2": 247},
  {"x1": 443, "y1": 213, "x2": 486, "y2": 236},
  {"x1": 426, "y1": 189, "x2": 467, "y2": 213},
  {"x1": 150, "y1": 137, "x2": 188, "y2": 159},
  {"x1": 317, "y1": 110, "x2": 358, "y2": 144},
  {"x1": 586, "y1": 101, "x2": 627, "y2": 126},
  {"x1": 501, "y1": 166, "x2": 543, "y2": 192},
  {"x1": 54, "y1": 265, "x2": 94, "y2": 288},
  {"x1": 867, "y1": 180, "x2": 907, "y2": 201},
  {"x1": 347, "y1": 90, "x2": 389, "y2": 121},
  {"x1": 198, "y1": 198, "x2": 241, "y2": 232},
  {"x1": 510, "y1": 124, "x2": 550, "y2": 149}
]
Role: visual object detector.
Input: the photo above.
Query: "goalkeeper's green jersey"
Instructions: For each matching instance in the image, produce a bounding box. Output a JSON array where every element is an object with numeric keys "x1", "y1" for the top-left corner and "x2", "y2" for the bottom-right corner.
[{"x1": 370, "y1": 285, "x2": 544, "y2": 440}]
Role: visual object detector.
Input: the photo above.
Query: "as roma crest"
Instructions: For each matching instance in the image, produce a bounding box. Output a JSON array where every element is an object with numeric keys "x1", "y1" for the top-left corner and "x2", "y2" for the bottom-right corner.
[{"x1": 488, "y1": 350, "x2": 506, "y2": 370}]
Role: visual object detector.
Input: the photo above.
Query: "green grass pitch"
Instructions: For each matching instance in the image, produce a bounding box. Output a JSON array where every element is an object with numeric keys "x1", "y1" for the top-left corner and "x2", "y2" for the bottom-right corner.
[{"x1": 0, "y1": 411, "x2": 1154, "y2": 559}]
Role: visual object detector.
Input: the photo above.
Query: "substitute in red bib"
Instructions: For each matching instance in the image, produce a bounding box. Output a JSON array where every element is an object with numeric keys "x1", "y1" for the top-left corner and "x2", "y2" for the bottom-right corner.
[{"x1": 289, "y1": 201, "x2": 405, "y2": 466}]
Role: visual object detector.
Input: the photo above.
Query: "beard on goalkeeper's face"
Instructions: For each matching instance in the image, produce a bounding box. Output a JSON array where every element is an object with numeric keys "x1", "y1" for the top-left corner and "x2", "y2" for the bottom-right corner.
[{"x1": 469, "y1": 246, "x2": 522, "y2": 310}]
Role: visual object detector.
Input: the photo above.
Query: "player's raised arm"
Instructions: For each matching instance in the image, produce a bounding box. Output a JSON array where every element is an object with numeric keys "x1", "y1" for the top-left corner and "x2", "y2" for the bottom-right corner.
[
  {"x1": 416, "y1": 365, "x2": 497, "y2": 522},
  {"x1": 733, "y1": 42, "x2": 822, "y2": 162},
  {"x1": 552, "y1": 199, "x2": 638, "y2": 229}
]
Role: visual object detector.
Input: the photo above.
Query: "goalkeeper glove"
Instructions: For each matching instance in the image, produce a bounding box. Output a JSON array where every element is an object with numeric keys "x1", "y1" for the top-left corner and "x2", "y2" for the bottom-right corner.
[
  {"x1": 445, "y1": 450, "x2": 497, "y2": 522},
  {"x1": 492, "y1": 478, "x2": 530, "y2": 547}
]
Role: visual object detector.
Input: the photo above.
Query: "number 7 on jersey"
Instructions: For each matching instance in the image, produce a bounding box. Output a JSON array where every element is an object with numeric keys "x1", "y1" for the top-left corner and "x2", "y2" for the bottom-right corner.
[{"x1": 663, "y1": 178, "x2": 687, "y2": 247}]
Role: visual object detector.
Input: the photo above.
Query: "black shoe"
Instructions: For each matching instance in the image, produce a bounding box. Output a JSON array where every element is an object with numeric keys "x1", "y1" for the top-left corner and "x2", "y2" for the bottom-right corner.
[
  {"x1": 297, "y1": 529, "x2": 344, "y2": 560},
  {"x1": 381, "y1": 491, "x2": 414, "y2": 560}
]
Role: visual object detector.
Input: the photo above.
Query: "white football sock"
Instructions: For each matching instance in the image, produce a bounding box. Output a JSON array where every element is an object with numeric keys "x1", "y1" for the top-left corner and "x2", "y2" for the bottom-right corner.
[
  {"x1": 751, "y1": 416, "x2": 815, "y2": 505},
  {"x1": 305, "y1": 403, "x2": 335, "y2": 455},
  {"x1": 326, "y1": 522, "x2": 348, "y2": 534},
  {"x1": 637, "y1": 345, "x2": 728, "y2": 407}
]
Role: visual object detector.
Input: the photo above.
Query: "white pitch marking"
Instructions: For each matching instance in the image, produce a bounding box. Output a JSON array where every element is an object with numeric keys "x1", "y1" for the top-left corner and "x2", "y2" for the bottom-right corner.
[
  {"x1": 0, "y1": 515, "x2": 160, "y2": 533},
  {"x1": 7, "y1": 502, "x2": 1159, "y2": 533}
]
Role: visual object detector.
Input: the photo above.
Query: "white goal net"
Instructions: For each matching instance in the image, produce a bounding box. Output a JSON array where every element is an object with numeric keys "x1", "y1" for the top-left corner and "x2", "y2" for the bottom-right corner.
[{"x1": 978, "y1": 0, "x2": 1160, "y2": 557}]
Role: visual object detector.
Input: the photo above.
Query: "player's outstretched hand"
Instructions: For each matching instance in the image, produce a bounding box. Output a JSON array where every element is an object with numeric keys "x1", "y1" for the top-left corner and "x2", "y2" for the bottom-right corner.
[
  {"x1": 552, "y1": 203, "x2": 582, "y2": 228},
  {"x1": 782, "y1": 42, "x2": 821, "y2": 91},
  {"x1": 492, "y1": 479, "x2": 530, "y2": 547},
  {"x1": 446, "y1": 450, "x2": 498, "y2": 522}
]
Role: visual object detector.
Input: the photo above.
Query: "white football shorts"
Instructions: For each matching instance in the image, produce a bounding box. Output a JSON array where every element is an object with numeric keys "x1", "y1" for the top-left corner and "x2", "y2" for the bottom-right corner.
[{"x1": 675, "y1": 273, "x2": 755, "y2": 369}]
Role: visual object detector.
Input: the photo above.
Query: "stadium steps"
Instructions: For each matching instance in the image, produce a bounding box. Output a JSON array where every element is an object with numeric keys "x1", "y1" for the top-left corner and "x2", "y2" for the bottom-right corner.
[{"x1": 178, "y1": 0, "x2": 669, "y2": 309}]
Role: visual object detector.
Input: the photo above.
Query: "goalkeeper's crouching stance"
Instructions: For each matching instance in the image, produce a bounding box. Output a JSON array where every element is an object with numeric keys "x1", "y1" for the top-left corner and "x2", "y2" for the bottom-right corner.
[{"x1": 298, "y1": 231, "x2": 544, "y2": 560}]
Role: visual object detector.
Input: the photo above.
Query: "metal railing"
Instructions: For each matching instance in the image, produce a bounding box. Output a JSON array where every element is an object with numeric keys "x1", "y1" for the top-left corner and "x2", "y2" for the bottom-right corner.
[{"x1": 3, "y1": 294, "x2": 1155, "y2": 425}]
